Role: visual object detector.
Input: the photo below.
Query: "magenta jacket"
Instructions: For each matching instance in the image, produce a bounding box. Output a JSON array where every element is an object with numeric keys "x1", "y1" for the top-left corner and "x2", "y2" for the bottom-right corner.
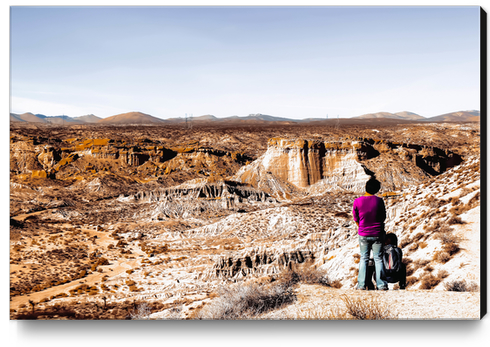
[{"x1": 352, "y1": 195, "x2": 386, "y2": 237}]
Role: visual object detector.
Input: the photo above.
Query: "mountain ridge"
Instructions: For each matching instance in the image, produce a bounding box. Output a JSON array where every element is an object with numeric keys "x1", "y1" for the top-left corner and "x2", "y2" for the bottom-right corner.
[{"x1": 10, "y1": 110, "x2": 480, "y2": 125}]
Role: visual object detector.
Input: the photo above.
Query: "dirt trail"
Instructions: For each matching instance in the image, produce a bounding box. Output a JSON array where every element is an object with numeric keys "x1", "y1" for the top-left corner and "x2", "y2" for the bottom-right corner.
[{"x1": 260, "y1": 284, "x2": 480, "y2": 320}]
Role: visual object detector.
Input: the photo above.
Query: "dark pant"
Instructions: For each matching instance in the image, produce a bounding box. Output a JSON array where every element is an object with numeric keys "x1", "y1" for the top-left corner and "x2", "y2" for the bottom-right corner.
[{"x1": 366, "y1": 260, "x2": 406, "y2": 290}]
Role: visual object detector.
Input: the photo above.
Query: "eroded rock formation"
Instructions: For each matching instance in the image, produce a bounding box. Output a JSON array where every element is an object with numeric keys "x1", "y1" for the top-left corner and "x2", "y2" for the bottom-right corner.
[{"x1": 234, "y1": 138, "x2": 463, "y2": 194}]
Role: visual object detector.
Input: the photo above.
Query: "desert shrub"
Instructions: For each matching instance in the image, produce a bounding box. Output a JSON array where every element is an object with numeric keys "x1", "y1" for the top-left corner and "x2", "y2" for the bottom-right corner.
[
  {"x1": 402, "y1": 257, "x2": 412, "y2": 265},
  {"x1": 436, "y1": 232, "x2": 460, "y2": 245},
  {"x1": 413, "y1": 258, "x2": 430, "y2": 269},
  {"x1": 425, "y1": 195, "x2": 438, "y2": 208},
  {"x1": 412, "y1": 232, "x2": 425, "y2": 242},
  {"x1": 340, "y1": 295, "x2": 397, "y2": 320},
  {"x1": 405, "y1": 265, "x2": 415, "y2": 277},
  {"x1": 408, "y1": 243, "x2": 419, "y2": 252},
  {"x1": 419, "y1": 273, "x2": 442, "y2": 290},
  {"x1": 447, "y1": 215, "x2": 465, "y2": 225},
  {"x1": 277, "y1": 266, "x2": 332, "y2": 287},
  {"x1": 443, "y1": 242, "x2": 460, "y2": 256},
  {"x1": 449, "y1": 202, "x2": 473, "y2": 216},
  {"x1": 449, "y1": 196, "x2": 460, "y2": 205},
  {"x1": 419, "y1": 241, "x2": 428, "y2": 249},
  {"x1": 458, "y1": 187, "x2": 472, "y2": 198},
  {"x1": 353, "y1": 253, "x2": 360, "y2": 264},
  {"x1": 399, "y1": 238, "x2": 410, "y2": 249},
  {"x1": 444, "y1": 280, "x2": 479, "y2": 292},
  {"x1": 433, "y1": 250, "x2": 451, "y2": 263},
  {"x1": 438, "y1": 269, "x2": 449, "y2": 279},
  {"x1": 196, "y1": 281, "x2": 296, "y2": 319}
]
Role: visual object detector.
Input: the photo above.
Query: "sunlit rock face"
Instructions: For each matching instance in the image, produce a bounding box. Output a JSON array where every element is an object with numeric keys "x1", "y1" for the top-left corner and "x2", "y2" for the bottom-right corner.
[
  {"x1": 234, "y1": 138, "x2": 463, "y2": 195},
  {"x1": 235, "y1": 138, "x2": 374, "y2": 194}
]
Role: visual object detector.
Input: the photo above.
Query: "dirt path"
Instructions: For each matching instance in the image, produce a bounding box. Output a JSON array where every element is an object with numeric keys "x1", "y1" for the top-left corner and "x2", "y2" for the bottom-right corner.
[
  {"x1": 454, "y1": 206, "x2": 480, "y2": 282},
  {"x1": 260, "y1": 284, "x2": 480, "y2": 320}
]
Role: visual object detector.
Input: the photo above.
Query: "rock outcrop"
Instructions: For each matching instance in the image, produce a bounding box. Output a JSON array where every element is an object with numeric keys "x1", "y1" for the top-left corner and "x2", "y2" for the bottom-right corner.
[
  {"x1": 209, "y1": 248, "x2": 316, "y2": 280},
  {"x1": 234, "y1": 138, "x2": 463, "y2": 195}
]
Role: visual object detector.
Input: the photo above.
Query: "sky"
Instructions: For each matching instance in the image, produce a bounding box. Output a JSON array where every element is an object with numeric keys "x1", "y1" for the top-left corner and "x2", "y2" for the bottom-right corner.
[{"x1": 10, "y1": 6, "x2": 481, "y2": 120}]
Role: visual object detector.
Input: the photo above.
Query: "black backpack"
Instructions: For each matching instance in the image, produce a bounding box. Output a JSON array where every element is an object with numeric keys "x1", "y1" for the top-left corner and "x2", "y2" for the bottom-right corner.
[{"x1": 383, "y1": 245, "x2": 402, "y2": 275}]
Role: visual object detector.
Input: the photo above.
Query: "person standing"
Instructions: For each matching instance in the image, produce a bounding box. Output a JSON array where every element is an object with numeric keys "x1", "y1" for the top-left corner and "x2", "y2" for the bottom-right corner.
[{"x1": 352, "y1": 177, "x2": 388, "y2": 290}]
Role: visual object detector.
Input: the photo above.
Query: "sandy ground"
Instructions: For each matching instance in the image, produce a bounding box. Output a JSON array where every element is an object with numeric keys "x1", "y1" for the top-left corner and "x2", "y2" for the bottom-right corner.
[{"x1": 260, "y1": 284, "x2": 480, "y2": 320}]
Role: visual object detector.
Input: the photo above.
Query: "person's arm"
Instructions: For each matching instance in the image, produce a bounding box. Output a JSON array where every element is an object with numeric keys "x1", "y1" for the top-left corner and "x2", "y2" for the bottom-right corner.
[
  {"x1": 353, "y1": 201, "x2": 360, "y2": 229},
  {"x1": 379, "y1": 198, "x2": 386, "y2": 231},
  {"x1": 380, "y1": 198, "x2": 386, "y2": 222}
]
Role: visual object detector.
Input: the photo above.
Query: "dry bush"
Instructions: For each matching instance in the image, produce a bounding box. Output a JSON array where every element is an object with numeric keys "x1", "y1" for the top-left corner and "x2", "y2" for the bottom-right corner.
[
  {"x1": 129, "y1": 303, "x2": 152, "y2": 320},
  {"x1": 449, "y1": 196, "x2": 460, "y2": 205},
  {"x1": 413, "y1": 258, "x2": 430, "y2": 270},
  {"x1": 419, "y1": 270, "x2": 448, "y2": 290},
  {"x1": 419, "y1": 273, "x2": 442, "y2": 289},
  {"x1": 340, "y1": 295, "x2": 397, "y2": 320},
  {"x1": 442, "y1": 242, "x2": 460, "y2": 256},
  {"x1": 444, "y1": 280, "x2": 479, "y2": 292},
  {"x1": 282, "y1": 295, "x2": 397, "y2": 320},
  {"x1": 433, "y1": 250, "x2": 451, "y2": 264},
  {"x1": 277, "y1": 266, "x2": 337, "y2": 288},
  {"x1": 196, "y1": 281, "x2": 296, "y2": 320},
  {"x1": 438, "y1": 269, "x2": 449, "y2": 279},
  {"x1": 402, "y1": 257, "x2": 412, "y2": 265},
  {"x1": 405, "y1": 265, "x2": 415, "y2": 277},
  {"x1": 435, "y1": 231, "x2": 461, "y2": 256},
  {"x1": 458, "y1": 187, "x2": 472, "y2": 198},
  {"x1": 468, "y1": 191, "x2": 480, "y2": 207},
  {"x1": 408, "y1": 243, "x2": 419, "y2": 252},
  {"x1": 412, "y1": 232, "x2": 425, "y2": 242},
  {"x1": 399, "y1": 237, "x2": 410, "y2": 249},
  {"x1": 436, "y1": 232, "x2": 460, "y2": 245},
  {"x1": 449, "y1": 202, "x2": 473, "y2": 216},
  {"x1": 447, "y1": 215, "x2": 465, "y2": 225}
]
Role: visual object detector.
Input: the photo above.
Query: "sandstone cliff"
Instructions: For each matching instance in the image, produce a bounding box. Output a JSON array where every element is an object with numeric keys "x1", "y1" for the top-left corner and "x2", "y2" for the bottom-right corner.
[{"x1": 233, "y1": 138, "x2": 462, "y2": 195}]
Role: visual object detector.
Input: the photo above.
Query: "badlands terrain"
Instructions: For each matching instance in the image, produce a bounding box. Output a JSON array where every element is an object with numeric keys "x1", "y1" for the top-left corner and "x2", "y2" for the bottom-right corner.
[{"x1": 9, "y1": 117, "x2": 481, "y2": 320}]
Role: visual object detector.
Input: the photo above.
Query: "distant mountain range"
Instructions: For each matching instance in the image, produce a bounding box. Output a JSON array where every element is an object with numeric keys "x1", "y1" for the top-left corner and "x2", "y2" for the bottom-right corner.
[
  {"x1": 10, "y1": 110, "x2": 480, "y2": 125},
  {"x1": 10, "y1": 112, "x2": 103, "y2": 124},
  {"x1": 354, "y1": 111, "x2": 426, "y2": 120}
]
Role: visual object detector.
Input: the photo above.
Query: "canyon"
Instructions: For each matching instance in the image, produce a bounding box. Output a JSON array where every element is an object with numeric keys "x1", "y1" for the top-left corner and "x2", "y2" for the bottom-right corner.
[{"x1": 9, "y1": 120, "x2": 481, "y2": 320}]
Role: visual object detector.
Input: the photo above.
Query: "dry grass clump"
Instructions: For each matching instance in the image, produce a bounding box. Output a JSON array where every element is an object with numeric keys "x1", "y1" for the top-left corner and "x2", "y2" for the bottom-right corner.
[
  {"x1": 444, "y1": 280, "x2": 479, "y2": 292},
  {"x1": 277, "y1": 266, "x2": 340, "y2": 288},
  {"x1": 196, "y1": 281, "x2": 296, "y2": 320},
  {"x1": 425, "y1": 195, "x2": 444, "y2": 208},
  {"x1": 436, "y1": 232, "x2": 461, "y2": 256},
  {"x1": 196, "y1": 266, "x2": 341, "y2": 319},
  {"x1": 425, "y1": 220, "x2": 452, "y2": 234},
  {"x1": 447, "y1": 215, "x2": 465, "y2": 225},
  {"x1": 399, "y1": 237, "x2": 410, "y2": 249},
  {"x1": 280, "y1": 295, "x2": 397, "y2": 320},
  {"x1": 419, "y1": 270, "x2": 449, "y2": 290},
  {"x1": 406, "y1": 276, "x2": 418, "y2": 287},
  {"x1": 129, "y1": 303, "x2": 152, "y2": 320},
  {"x1": 340, "y1": 295, "x2": 397, "y2": 320},
  {"x1": 433, "y1": 250, "x2": 451, "y2": 264}
]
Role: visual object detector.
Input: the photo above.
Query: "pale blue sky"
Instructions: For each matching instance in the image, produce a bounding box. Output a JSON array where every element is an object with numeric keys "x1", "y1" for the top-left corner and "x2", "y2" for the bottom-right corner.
[{"x1": 10, "y1": 6, "x2": 480, "y2": 119}]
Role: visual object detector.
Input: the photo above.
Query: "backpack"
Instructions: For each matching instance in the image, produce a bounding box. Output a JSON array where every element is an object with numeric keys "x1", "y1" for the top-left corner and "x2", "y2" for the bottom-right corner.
[{"x1": 382, "y1": 245, "x2": 402, "y2": 275}]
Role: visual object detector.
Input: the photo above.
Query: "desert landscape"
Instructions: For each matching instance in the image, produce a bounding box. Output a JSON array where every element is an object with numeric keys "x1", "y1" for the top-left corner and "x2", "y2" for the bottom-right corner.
[{"x1": 9, "y1": 111, "x2": 481, "y2": 320}]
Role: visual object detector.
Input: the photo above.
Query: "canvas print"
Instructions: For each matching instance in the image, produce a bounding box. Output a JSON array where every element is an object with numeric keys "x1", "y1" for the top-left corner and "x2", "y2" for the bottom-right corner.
[{"x1": 9, "y1": 6, "x2": 482, "y2": 320}]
